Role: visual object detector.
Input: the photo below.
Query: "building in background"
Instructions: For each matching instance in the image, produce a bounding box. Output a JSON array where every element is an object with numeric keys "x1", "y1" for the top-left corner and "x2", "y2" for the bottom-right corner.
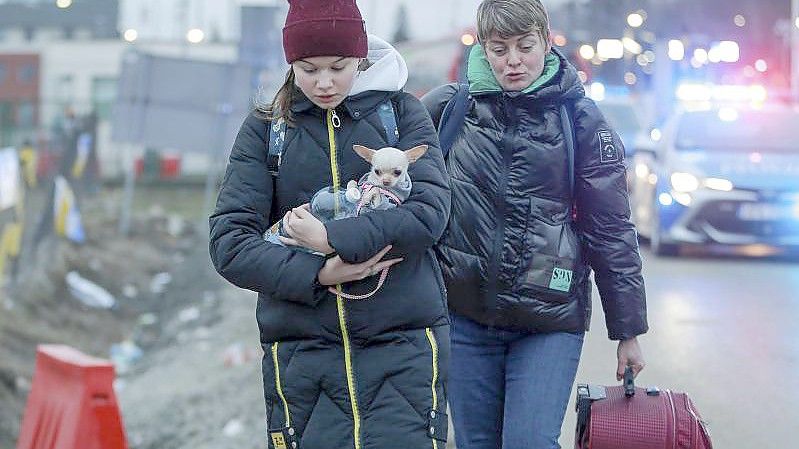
[
  {"x1": 116, "y1": 0, "x2": 493, "y2": 44},
  {"x1": 0, "y1": 0, "x2": 239, "y2": 178},
  {"x1": 0, "y1": 0, "x2": 119, "y2": 42},
  {"x1": 0, "y1": 54, "x2": 39, "y2": 147},
  {"x1": 0, "y1": 0, "x2": 123, "y2": 163}
]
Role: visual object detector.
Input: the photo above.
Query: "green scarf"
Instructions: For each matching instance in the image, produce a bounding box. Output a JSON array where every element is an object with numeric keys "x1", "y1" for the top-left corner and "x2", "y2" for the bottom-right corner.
[{"x1": 466, "y1": 44, "x2": 560, "y2": 94}]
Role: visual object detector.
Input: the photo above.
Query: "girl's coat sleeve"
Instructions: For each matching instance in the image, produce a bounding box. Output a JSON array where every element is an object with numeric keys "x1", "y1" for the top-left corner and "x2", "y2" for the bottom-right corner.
[{"x1": 209, "y1": 113, "x2": 327, "y2": 306}]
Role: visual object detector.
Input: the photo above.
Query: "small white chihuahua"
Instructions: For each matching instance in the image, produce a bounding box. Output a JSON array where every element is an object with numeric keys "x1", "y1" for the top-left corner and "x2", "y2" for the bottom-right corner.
[
  {"x1": 350, "y1": 144, "x2": 428, "y2": 209},
  {"x1": 264, "y1": 143, "x2": 429, "y2": 300}
]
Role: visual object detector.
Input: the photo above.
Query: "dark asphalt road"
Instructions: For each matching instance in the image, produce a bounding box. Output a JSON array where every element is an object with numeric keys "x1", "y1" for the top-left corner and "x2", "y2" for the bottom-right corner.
[{"x1": 560, "y1": 248, "x2": 799, "y2": 449}]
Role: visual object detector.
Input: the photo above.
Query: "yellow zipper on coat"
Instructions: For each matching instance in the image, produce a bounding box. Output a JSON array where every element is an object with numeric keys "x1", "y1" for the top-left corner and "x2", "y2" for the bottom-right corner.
[
  {"x1": 327, "y1": 108, "x2": 362, "y2": 449},
  {"x1": 271, "y1": 342, "x2": 291, "y2": 428},
  {"x1": 424, "y1": 328, "x2": 440, "y2": 449}
]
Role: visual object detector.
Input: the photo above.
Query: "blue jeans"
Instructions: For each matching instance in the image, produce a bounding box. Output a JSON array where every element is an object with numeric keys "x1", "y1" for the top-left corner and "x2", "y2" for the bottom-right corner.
[{"x1": 448, "y1": 312, "x2": 584, "y2": 449}]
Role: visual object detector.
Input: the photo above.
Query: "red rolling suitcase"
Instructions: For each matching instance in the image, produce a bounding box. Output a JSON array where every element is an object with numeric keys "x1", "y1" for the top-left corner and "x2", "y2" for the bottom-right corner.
[{"x1": 575, "y1": 368, "x2": 713, "y2": 449}]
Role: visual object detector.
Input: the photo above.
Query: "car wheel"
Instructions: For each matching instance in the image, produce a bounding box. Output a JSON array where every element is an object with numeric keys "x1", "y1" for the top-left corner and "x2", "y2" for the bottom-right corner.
[{"x1": 651, "y1": 203, "x2": 680, "y2": 257}]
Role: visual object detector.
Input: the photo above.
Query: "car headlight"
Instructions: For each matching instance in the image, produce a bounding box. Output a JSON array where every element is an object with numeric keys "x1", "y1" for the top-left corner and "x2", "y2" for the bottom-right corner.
[
  {"x1": 703, "y1": 177, "x2": 734, "y2": 191},
  {"x1": 635, "y1": 163, "x2": 650, "y2": 179},
  {"x1": 670, "y1": 172, "x2": 699, "y2": 192}
]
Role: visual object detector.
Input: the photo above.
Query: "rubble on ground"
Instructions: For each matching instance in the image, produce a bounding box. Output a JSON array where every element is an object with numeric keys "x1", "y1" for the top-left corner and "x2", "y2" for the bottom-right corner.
[{"x1": 0, "y1": 198, "x2": 226, "y2": 448}]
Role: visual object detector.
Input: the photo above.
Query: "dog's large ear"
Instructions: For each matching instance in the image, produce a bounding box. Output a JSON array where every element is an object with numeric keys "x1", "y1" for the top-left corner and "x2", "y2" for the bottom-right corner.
[
  {"x1": 353, "y1": 145, "x2": 375, "y2": 163},
  {"x1": 404, "y1": 145, "x2": 428, "y2": 163}
]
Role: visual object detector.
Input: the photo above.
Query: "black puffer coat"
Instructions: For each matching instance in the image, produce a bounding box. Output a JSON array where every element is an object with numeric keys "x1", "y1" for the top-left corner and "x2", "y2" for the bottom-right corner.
[
  {"x1": 422, "y1": 48, "x2": 647, "y2": 340},
  {"x1": 210, "y1": 37, "x2": 450, "y2": 449}
]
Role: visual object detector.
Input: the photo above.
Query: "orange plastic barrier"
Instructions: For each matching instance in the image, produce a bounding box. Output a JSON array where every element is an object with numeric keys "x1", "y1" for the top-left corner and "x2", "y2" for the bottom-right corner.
[{"x1": 16, "y1": 345, "x2": 128, "y2": 449}]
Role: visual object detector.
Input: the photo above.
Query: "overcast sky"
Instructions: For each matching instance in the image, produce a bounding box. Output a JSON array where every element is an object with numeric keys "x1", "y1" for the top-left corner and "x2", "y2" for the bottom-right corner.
[{"x1": 119, "y1": 0, "x2": 566, "y2": 43}]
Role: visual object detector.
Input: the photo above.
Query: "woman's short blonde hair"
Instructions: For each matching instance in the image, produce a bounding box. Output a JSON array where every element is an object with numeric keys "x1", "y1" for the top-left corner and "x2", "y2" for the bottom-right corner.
[{"x1": 476, "y1": 0, "x2": 550, "y2": 43}]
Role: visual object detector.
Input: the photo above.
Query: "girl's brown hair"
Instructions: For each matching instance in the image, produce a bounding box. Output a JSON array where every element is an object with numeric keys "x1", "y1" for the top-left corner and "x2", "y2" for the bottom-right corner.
[{"x1": 255, "y1": 67, "x2": 297, "y2": 125}]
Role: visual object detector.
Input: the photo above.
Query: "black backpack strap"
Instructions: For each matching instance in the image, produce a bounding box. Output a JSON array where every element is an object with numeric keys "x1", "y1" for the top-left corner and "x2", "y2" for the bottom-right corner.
[
  {"x1": 377, "y1": 99, "x2": 400, "y2": 147},
  {"x1": 559, "y1": 102, "x2": 576, "y2": 205},
  {"x1": 267, "y1": 117, "x2": 287, "y2": 176},
  {"x1": 437, "y1": 83, "x2": 469, "y2": 159},
  {"x1": 265, "y1": 117, "x2": 286, "y2": 224}
]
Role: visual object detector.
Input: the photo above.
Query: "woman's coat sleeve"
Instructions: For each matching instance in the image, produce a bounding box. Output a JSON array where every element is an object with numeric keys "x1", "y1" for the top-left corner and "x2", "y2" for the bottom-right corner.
[{"x1": 573, "y1": 98, "x2": 648, "y2": 340}]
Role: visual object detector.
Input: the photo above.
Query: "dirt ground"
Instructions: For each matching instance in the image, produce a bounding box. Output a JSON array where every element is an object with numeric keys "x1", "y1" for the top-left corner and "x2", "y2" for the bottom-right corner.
[
  {"x1": 0, "y1": 184, "x2": 267, "y2": 448},
  {"x1": 117, "y1": 267, "x2": 266, "y2": 448}
]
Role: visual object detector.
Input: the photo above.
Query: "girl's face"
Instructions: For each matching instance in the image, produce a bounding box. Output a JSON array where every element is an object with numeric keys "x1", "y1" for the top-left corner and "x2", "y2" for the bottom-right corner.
[
  {"x1": 484, "y1": 31, "x2": 550, "y2": 92},
  {"x1": 292, "y1": 56, "x2": 360, "y2": 109}
]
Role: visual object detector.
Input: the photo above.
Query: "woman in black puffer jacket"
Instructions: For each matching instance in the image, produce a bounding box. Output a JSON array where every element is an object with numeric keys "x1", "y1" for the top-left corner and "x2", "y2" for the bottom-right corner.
[
  {"x1": 421, "y1": 1, "x2": 647, "y2": 448},
  {"x1": 209, "y1": 2, "x2": 451, "y2": 448}
]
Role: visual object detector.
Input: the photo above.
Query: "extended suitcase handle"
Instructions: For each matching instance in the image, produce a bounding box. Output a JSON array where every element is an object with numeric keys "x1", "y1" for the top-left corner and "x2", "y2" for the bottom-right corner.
[{"x1": 623, "y1": 366, "x2": 635, "y2": 397}]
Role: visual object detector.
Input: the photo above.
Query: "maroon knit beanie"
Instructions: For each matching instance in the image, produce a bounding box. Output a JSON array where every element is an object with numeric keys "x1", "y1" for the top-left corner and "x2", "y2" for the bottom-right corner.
[{"x1": 282, "y1": 0, "x2": 368, "y2": 63}]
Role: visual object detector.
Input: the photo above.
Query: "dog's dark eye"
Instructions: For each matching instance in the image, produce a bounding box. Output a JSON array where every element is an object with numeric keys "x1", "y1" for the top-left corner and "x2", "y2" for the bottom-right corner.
[
  {"x1": 393, "y1": 170, "x2": 402, "y2": 177},
  {"x1": 374, "y1": 169, "x2": 381, "y2": 175}
]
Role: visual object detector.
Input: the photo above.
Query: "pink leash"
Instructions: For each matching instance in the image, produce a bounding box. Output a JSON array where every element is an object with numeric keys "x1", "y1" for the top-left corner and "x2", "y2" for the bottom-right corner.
[
  {"x1": 338, "y1": 183, "x2": 401, "y2": 300},
  {"x1": 334, "y1": 267, "x2": 391, "y2": 300}
]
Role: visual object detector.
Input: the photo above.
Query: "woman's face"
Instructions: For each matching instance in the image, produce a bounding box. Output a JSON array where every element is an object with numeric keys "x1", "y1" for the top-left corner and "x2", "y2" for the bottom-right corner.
[
  {"x1": 483, "y1": 31, "x2": 550, "y2": 92},
  {"x1": 292, "y1": 56, "x2": 360, "y2": 109}
]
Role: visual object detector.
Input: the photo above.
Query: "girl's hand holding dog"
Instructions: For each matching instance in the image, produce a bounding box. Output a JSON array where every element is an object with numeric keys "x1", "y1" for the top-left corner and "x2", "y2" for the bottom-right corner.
[
  {"x1": 317, "y1": 245, "x2": 403, "y2": 290},
  {"x1": 279, "y1": 204, "x2": 335, "y2": 255}
]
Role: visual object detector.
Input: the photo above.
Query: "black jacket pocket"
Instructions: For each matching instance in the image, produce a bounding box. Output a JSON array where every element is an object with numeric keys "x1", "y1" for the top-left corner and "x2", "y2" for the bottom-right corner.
[{"x1": 517, "y1": 195, "x2": 582, "y2": 303}]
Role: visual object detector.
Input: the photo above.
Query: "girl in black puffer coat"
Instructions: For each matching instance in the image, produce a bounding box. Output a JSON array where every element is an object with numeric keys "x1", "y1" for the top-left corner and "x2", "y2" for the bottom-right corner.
[{"x1": 209, "y1": 2, "x2": 451, "y2": 448}]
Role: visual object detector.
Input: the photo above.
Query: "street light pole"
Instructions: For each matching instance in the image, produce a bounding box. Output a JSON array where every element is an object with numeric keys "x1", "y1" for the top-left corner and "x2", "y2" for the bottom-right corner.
[
  {"x1": 792, "y1": 0, "x2": 799, "y2": 101},
  {"x1": 179, "y1": 0, "x2": 190, "y2": 57}
]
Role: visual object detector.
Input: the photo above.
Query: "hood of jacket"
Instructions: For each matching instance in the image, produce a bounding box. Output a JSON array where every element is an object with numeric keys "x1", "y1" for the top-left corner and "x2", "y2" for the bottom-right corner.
[
  {"x1": 349, "y1": 34, "x2": 408, "y2": 96},
  {"x1": 466, "y1": 45, "x2": 584, "y2": 103}
]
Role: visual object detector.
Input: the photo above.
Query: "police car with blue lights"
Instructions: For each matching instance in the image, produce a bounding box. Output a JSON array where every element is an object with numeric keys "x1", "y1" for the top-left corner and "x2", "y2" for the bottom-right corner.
[{"x1": 628, "y1": 84, "x2": 799, "y2": 256}]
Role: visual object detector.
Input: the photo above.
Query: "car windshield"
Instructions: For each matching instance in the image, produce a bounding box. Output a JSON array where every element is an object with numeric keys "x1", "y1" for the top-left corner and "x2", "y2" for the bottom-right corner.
[{"x1": 675, "y1": 108, "x2": 799, "y2": 153}]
